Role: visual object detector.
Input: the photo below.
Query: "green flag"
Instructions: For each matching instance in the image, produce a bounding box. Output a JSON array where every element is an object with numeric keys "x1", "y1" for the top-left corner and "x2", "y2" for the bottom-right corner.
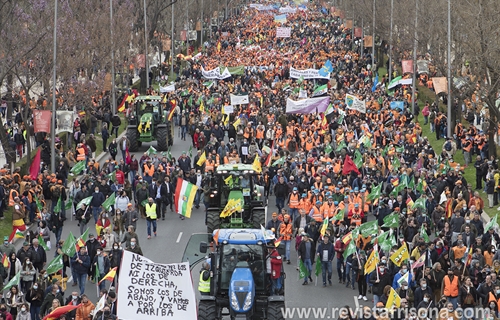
[
  {"x1": 272, "y1": 157, "x2": 286, "y2": 166},
  {"x1": 141, "y1": 199, "x2": 149, "y2": 207},
  {"x1": 71, "y1": 161, "x2": 86, "y2": 175},
  {"x1": 324, "y1": 144, "x2": 333, "y2": 155},
  {"x1": 420, "y1": 225, "x2": 430, "y2": 242},
  {"x1": 297, "y1": 76, "x2": 304, "y2": 84},
  {"x1": 102, "y1": 193, "x2": 116, "y2": 211},
  {"x1": 382, "y1": 214, "x2": 399, "y2": 228},
  {"x1": 390, "y1": 184, "x2": 405, "y2": 197},
  {"x1": 336, "y1": 140, "x2": 346, "y2": 152},
  {"x1": 337, "y1": 113, "x2": 345, "y2": 124},
  {"x1": 167, "y1": 147, "x2": 173, "y2": 161},
  {"x1": 485, "y1": 214, "x2": 498, "y2": 234},
  {"x1": 315, "y1": 257, "x2": 322, "y2": 277},
  {"x1": 188, "y1": 95, "x2": 193, "y2": 107},
  {"x1": 382, "y1": 145, "x2": 390, "y2": 157},
  {"x1": 203, "y1": 81, "x2": 214, "y2": 88},
  {"x1": 413, "y1": 197, "x2": 426, "y2": 211},
  {"x1": 367, "y1": 184, "x2": 382, "y2": 201},
  {"x1": 395, "y1": 146, "x2": 404, "y2": 153},
  {"x1": 188, "y1": 146, "x2": 193, "y2": 158},
  {"x1": 407, "y1": 177, "x2": 415, "y2": 190},
  {"x1": 299, "y1": 259, "x2": 309, "y2": 279},
  {"x1": 343, "y1": 241, "x2": 357, "y2": 260},
  {"x1": 65, "y1": 197, "x2": 73, "y2": 210},
  {"x1": 332, "y1": 209, "x2": 344, "y2": 221},
  {"x1": 416, "y1": 180, "x2": 425, "y2": 194},
  {"x1": 34, "y1": 195, "x2": 43, "y2": 211},
  {"x1": 360, "y1": 220, "x2": 379, "y2": 237},
  {"x1": 77, "y1": 196, "x2": 93, "y2": 209},
  {"x1": 392, "y1": 157, "x2": 401, "y2": 171},
  {"x1": 45, "y1": 255, "x2": 63, "y2": 275},
  {"x1": 180, "y1": 89, "x2": 189, "y2": 97},
  {"x1": 80, "y1": 228, "x2": 90, "y2": 243},
  {"x1": 147, "y1": 146, "x2": 157, "y2": 156},
  {"x1": 108, "y1": 171, "x2": 116, "y2": 182},
  {"x1": 380, "y1": 231, "x2": 397, "y2": 252},
  {"x1": 354, "y1": 150, "x2": 363, "y2": 168},
  {"x1": 4, "y1": 272, "x2": 20, "y2": 292},
  {"x1": 38, "y1": 235, "x2": 49, "y2": 251},
  {"x1": 54, "y1": 197, "x2": 62, "y2": 213},
  {"x1": 62, "y1": 232, "x2": 76, "y2": 257},
  {"x1": 371, "y1": 230, "x2": 389, "y2": 244}
]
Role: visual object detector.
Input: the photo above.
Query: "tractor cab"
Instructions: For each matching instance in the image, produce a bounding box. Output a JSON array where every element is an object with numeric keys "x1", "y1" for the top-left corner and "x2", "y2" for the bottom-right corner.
[
  {"x1": 184, "y1": 229, "x2": 285, "y2": 320},
  {"x1": 205, "y1": 164, "x2": 266, "y2": 233},
  {"x1": 126, "y1": 95, "x2": 173, "y2": 152}
]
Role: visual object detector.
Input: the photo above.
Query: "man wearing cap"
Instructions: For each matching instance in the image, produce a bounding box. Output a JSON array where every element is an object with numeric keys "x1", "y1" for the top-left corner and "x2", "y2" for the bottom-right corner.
[
  {"x1": 17, "y1": 241, "x2": 34, "y2": 265},
  {"x1": 316, "y1": 234, "x2": 334, "y2": 287},
  {"x1": 298, "y1": 233, "x2": 315, "y2": 285},
  {"x1": 123, "y1": 203, "x2": 138, "y2": 230},
  {"x1": 309, "y1": 200, "x2": 323, "y2": 222},
  {"x1": 0, "y1": 236, "x2": 15, "y2": 256}
]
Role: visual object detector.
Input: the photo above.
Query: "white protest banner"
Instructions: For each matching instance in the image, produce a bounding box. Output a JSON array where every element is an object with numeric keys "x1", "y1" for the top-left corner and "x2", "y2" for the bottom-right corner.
[
  {"x1": 276, "y1": 27, "x2": 291, "y2": 38},
  {"x1": 223, "y1": 105, "x2": 234, "y2": 114},
  {"x1": 201, "y1": 66, "x2": 232, "y2": 80},
  {"x1": 286, "y1": 96, "x2": 330, "y2": 114},
  {"x1": 117, "y1": 251, "x2": 196, "y2": 320},
  {"x1": 279, "y1": 6, "x2": 297, "y2": 13},
  {"x1": 417, "y1": 60, "x2": 429, "y2": 74},
  {"x1": 230, "y1": 94, "x2": 249, "y2": 105},
  {"x1": 159, "y1": 84, "x2": 175, "y2": 93},
  {"x1": 290, "y1": 67, "x2": 330, "y2": 80},
  {"x1": 55, "y1": 111, "x2": 74, "y2": 134},
  {"x1": 345, "y1": 94, "x2": 366, "y2": 113}
]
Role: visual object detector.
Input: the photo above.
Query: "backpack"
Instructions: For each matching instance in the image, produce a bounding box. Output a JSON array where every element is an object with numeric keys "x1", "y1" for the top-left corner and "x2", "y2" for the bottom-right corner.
[
  {"x1": 463, "y1": 292, "x2": 474, "y2": 305},
  {"x1": 444, "y1": 141, "x2": 452, "y2": 151}
]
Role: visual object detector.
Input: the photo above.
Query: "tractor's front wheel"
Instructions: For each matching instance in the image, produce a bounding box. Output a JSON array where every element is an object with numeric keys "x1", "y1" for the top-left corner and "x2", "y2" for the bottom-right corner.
[
  {"x1": 198, "y1": 300, "x2": 217, "y2": 320},
  {"x1": 206, "y1": 210, "x2": 221, "y2": 234},
  {"x1": 252, "y1": 209, "x2": 266, "y2": 229},
  {"x1": 156, "y1": 126, "x2": 168, "y2": 151},
  {"x1": 267, "y1": 301, "x2": 285, "y2": 320},
  {"x1": 127, "y1": 128, "x2": 139, "y2": 152}
]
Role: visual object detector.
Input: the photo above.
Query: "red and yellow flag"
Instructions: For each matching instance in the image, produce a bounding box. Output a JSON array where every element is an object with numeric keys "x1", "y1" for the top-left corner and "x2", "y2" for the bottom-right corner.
[
  {"x1": 43, "y1": 304, "x2": 81, "y2": 320},
  {"x1": 99, "y1": 267, "x2": 117, "y2": 284}
]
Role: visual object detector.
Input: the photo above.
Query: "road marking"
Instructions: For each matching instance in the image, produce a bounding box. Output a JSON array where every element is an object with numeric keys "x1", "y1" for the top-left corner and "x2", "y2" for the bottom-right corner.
[{"x1": 176, "y1": 232, "x2": 183, "y2": 243}]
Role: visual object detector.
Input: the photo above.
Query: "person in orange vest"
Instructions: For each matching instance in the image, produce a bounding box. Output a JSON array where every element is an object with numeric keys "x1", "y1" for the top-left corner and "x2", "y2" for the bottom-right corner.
[
  {"x1": 279, "y1": 214, "x2": 293, "y2": 264},
  {"x1": 309, "y1": 201, "x2": 323, "y2": 222},
  {"x1": 321, "y1": 197, "x2": 337, "y2": 219},
  {"x1": 298, "y1": 194, "x2": 311, "y2": 214},
  {"x1": 287, "y1": 187, "x2": 300, "y2": 221},
  {"x1": 488, "y1": 284, "x2": 500, "y2": 311},
  {"x1": 143, "y1": 159, "x2": 155, "y2": 186},
  {"x1": 347, "y1": 204, "x2": 364, "y2": 226},
  {"x1": 441, "y1": 267, "x2": 460, "y2": 308}
]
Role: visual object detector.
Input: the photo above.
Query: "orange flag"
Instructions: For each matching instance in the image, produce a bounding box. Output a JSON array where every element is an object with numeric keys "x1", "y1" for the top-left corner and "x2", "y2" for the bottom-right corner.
[{"x1": 43, "y1": 304, "x2": 81, "y2": 320}]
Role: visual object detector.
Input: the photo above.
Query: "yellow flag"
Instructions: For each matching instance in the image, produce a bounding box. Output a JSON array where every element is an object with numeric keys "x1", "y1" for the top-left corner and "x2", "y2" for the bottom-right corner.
[
  {"x1": 252, "y1": 156, "x2": 262, "y2": 173},
  {"x1": 390, "y1": 244, "x2": 409, "y2": 267},
  {"x1": 197, "y1": 151, "x2": 207, "y2": 166},
  {"x1": 138, "y1": 122, "x2": 143, "y2": 133},
  {"x1": 223, "y1": 114, "x2": 229, "y2": 126},
  {"x1": 385, "y1": 287, "x2": 401, "y2": 309},
  {"x1": 199, "y1": 100, "x2": 205, "y2": 113},
  {"x1": 233, "y1": 117, "x2": 241, "y2": 129},
  {"x1": 364, "y1": 245, "x2": 380, "y2": 275}
]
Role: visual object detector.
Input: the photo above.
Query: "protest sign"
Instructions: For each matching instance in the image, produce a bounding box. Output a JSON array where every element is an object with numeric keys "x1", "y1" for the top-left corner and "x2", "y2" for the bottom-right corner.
[
  {"x1": 354, "y1": 27, "x2": 362, "y2": 38},
  {"x1": 276, "y1": 27, "x2": 291, "y2": 38},
  {"x1": 160, "y1": 84, "x2": 175, "y2": 93},
  {"x1": 432, "y1": 77, "x2": 448, "y2": 94},
  {"x1": 364, "y1": 35, "x2": 373, "y2": 47},
  {"x1": 230, "y1": 94, "x2": 249, "y2": 105},
  {"x1": 33, "y1": 110, "x2": 52, "y2": 133},
  {"x1": 55, "y1": 111, "x2": 74, "y2": 134},
  {"x1": 345, "y1": 94, "x2": 366, "y2": 113},
  {"x1": 279, "y1": 6, "x2": 297, "y2": 13},
  {"x1": 417, "y1": 60, "x2": 429, "y2": 74},
  {"x1": 117, "y1": 251, "x2": 196, "y2": 320},
  {"x1": 390, "y1": 101, "x2": 405, "y2": 111},
  {"x1": 274, "y1": 14, "x2": 287, "y2": 23},
  {"x1": 201, "y1": 66, "x2": 232, "y2": 80},
  {"x1": 286, "y1": 96, "x2": 330, "y2": 114},
  {"x1": 402, "y1": 60, "x2": 413, "y2": 74},
  {"x1": 290, "y1": 67, "x2": 330, "y2": 80}
]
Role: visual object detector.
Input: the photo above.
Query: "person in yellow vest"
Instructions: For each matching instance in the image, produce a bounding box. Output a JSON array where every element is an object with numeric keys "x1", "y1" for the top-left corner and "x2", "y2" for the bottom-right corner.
[
  {"x1": 145, "y1": 197, "x2": 157, "y2": 239},
  {"x1": 287, "y1": 187, "x2": 300, "y2": 220},
  {"x1": 441, "y1": 267, "x2": 460, "y2": 308},
  {"x1": 198, "y1": 261, "x2": 211, "y2": 296}
]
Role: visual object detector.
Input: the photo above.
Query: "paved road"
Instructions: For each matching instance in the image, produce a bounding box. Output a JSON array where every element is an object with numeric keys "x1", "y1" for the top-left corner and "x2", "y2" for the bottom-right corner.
[{"x1": 59, "y1": 127, "x2": 366, "y2": 319}]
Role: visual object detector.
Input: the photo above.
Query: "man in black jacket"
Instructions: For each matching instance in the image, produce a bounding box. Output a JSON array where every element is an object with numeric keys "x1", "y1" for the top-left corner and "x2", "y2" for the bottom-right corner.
[
  {"x1": 370, "y1": 262, "x2": 393, "y2": 307},
  {"x1": 298, "y1": 233, "x2": 315, "y2": 285},
  {"x1": 274, "y1": 176, "x2": 288, "y2": 212},
  {"x1": 316, "y1": 234, "x2": 334, "y2": 287}
]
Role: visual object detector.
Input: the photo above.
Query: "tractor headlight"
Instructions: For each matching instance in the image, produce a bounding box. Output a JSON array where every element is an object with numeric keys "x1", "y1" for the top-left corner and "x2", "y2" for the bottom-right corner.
[
  {"x1": 243, "y1": 293, "x2": 252, "y2": 311},
  {"x1": 231, "y1": 292, "x2": 239, "y2": 310}
]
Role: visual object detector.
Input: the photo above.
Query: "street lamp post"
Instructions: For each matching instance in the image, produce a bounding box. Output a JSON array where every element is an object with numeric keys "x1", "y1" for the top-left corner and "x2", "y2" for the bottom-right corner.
[
  {"x1": 51, "y1": 0, "x2": 58, "y2": 174},
  {"x1": 110, "y1": 0, "x2": 116, "y2": 115},
  {"x1": 447, "y1": 0, "x2": 452, "y2": 138},
  {"x1": 171, "y1": 1, "x2": 174, "y2": 75},
  {"x1": 143, "y1": 0, "x2": 149, "y2": 90},
  {"x1": 372, "y1": 0, "x2": 375, "y2": 69},
  {"x1": 411, "y1": 0, "x2": 417, "y2": 115},
  {"x1": 388, "y1": 0, "x2": 393, "y2": 82}
]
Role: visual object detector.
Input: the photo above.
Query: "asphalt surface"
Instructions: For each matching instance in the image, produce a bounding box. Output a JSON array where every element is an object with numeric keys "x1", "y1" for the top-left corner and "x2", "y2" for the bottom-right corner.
[{"x1": 54, "y1": 126, "x2": 367, "y2": 319}]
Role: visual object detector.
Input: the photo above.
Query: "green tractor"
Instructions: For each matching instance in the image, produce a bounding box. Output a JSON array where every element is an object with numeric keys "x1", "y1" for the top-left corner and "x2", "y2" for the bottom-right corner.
[
  {"x1": 204, "y1": 164, "x2": 267, "y2": 233},
  {"x1": 126, "y1": 95, "x2": 174, "y2": 152}
]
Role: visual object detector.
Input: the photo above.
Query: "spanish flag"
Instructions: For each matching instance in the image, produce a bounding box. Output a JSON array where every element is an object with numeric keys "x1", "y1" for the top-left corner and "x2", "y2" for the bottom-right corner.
[
  {"x1": 98, "y1": 267, "x2": 117, "y2": 284},
  {"x1": 168, "y1": 100, "x2": 176, "y2": 121},
  {"x1": 196, "y1": 152, "x2": 207, "y2": 166},
  {"x1": 117, "y1": 94, "x2": 129, "y2": 112},
  {"x1": 43, "y1": 304, "x2": 81, "y2": 320},
  {"x1": 2, "y1": 254, "x2": 10, "y2": 269}
]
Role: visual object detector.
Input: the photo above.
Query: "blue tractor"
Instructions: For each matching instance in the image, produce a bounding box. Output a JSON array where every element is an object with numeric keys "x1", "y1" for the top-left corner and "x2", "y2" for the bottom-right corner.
[{"x1": 183, "y1": 229, "x2": 285, "y2": 320}]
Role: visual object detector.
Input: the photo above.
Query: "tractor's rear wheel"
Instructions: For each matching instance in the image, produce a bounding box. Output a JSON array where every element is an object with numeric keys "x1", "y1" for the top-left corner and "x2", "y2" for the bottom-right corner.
[
  {"x1": 267, "y1": 302, "x2": 285, "y2": 320},
  {"x1": 198, "y1": 300, "x2": 217, "y2": 320},
  {"x1": 252, "y1": 209, "x2": 266, "y2": 229},
  {"x1": 127, "y1": 128, "x2": 139, "y2": 152},
  {"x1": 156, "y1": 126, "x2": 168, "y2": 151},
  {"x1": 206, "y1": 210, "x2": 221, "y2": 234}
]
